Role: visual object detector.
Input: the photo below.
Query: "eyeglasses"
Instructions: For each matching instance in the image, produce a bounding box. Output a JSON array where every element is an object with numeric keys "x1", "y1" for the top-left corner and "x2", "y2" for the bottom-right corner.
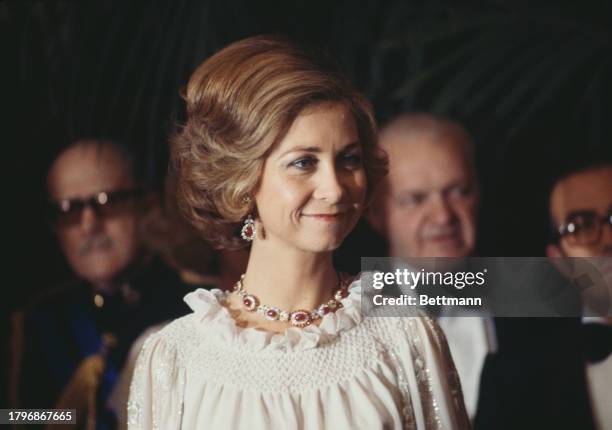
[
  {"x1": 557, "y1": 209, "x2": 612, "y2": 246},
  {"x1": 48, "y1": 189, "x2": 145, "y2": 227}
]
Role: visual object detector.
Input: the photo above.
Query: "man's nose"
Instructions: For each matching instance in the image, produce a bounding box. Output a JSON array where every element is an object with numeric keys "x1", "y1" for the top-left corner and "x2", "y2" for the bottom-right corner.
[
  {"x1": 80, "y1": 206, "x2": 102, "y2": 233},
  {"x1": 313, "y1": 166, "x2": 345, "y2": 203},
  {"x1": 428, "y1": 194, "x2": 454, "y2": 224}
]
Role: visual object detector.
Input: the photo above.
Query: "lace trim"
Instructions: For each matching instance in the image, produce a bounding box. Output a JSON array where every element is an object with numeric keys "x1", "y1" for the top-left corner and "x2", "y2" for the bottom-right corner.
[
  {"x1": 127, "y1": 333, "x2": 185, "y2": 430},
  {"x1": 183, "y1": 277, "x2": 363, "y2": 352},
  {"x1": 405, "y1": 318, "x2": 443, "y2": 430},
  {"x1": 424, "y1": 317, "x2": 470, "y2": 428},
  {"x1": 127, "y1": 334, "x2": 154, "y2": 428},
  {"x1": 382, "y1": 341, "x2": 417, "y2": 429}
]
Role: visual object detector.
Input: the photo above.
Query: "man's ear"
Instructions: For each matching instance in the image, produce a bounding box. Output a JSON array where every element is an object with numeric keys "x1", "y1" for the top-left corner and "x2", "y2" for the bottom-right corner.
[
  {"x1": 365, "y1": 202, "x2": 387, "y2": 238},
  {"x1": 547, "y1": 243, "x2": 574, "y2": 280},
  {"x1": 546, "y1": 243, "x2": 563, "y2": 258}
]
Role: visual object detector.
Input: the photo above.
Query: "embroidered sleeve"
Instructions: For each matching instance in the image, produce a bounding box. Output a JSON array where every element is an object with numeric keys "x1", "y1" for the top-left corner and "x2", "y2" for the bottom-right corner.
[
  {"x1": 419, "y1": 317, "x2": 471, "y2": 430},
  {"x1": 127, "y1": 331, "x2": 185, "y2": 430}
]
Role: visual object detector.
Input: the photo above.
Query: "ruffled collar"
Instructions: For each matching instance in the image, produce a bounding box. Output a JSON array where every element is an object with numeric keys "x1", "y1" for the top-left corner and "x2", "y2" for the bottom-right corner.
[{"x1": 183, "y1": 276, "x2": 363, "y2": 352}]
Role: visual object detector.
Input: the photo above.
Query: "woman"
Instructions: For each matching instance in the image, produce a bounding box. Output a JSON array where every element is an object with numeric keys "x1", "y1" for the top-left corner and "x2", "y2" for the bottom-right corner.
[{"x1": 128, "y1": 35, "x2": 469, "y2": 429}]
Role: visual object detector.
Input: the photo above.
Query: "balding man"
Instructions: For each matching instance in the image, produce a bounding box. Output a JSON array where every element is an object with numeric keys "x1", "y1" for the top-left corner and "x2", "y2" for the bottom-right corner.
[
  {"x1": 368, "y1": 113, "x2": 491, "y2": 421},
  {"x1": 369, "y1": 113, "x2": 479, "y2": 258},
  {"x1": 368, "y1": 114, "x2": 597, "y2": 429},
  {"x1": 47, "y1": 140, "x2": 148, "y2": 289},
  {"x1": 10, "y1": 139, "x2": 189, "y2": 428}
]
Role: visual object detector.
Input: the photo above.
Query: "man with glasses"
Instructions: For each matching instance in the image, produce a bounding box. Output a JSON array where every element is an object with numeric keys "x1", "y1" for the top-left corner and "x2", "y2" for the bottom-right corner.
[
  {"x1": 10, "y1": 139, "x2": 189, "y2": 428},
  {"x1": 547, "y1": 163, "x2": 612, "y2": 258},
  {"x1": 546, "y1": 161, "x2": 612, "y2": 430},
  {"x1": 47, "y1": 141, "x2": 149, "y2": 290}
]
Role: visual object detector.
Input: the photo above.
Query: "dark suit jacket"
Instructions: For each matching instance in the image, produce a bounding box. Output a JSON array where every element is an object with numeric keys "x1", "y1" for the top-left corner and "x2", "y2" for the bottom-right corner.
[{"x1": 474, "y1": 317, "x2": 595, "y2": 430}]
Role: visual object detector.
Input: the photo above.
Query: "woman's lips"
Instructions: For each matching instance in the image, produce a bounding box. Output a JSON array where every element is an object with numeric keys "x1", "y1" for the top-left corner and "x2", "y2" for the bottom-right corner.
[{"x1": 302, "y1": 213, "x2": 346, "y2": 221}]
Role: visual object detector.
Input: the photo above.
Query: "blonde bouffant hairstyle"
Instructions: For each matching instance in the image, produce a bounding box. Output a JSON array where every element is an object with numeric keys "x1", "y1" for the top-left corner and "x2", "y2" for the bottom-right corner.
[{"x1": 171, "y1": 35, "x2": 387, "y2": 250}]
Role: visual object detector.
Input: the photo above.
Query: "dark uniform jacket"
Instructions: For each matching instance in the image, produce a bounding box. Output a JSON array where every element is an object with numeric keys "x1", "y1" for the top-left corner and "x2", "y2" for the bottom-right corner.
[{"x1": 9, "y1": 257, "x2": 192, "y2": 429}]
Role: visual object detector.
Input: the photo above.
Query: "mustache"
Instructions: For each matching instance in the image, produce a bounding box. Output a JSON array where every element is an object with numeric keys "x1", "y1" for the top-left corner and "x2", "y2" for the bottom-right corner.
[
  {"x1": 421, "y1": 224, "x2": 461, "y2": 240},
  {"x1": 78, "y1": 235, "x2": 113, "y2": 256}
]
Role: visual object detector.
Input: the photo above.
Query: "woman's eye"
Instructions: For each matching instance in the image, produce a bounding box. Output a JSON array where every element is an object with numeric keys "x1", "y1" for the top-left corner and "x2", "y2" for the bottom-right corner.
[{"x1": 290, "y1": 157, "x2": 316, "y2": 169}]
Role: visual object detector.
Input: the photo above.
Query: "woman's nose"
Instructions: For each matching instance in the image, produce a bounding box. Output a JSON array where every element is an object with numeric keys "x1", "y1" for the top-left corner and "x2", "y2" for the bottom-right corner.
[{"x1": 313, "y1": 166, "x2": 345, "y2": 203}]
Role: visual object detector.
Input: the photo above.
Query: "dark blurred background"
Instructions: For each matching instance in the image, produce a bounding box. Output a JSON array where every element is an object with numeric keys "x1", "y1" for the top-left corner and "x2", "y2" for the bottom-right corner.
[{"x1": 4, "y1": 0, "x2": 612, "y2": 312}]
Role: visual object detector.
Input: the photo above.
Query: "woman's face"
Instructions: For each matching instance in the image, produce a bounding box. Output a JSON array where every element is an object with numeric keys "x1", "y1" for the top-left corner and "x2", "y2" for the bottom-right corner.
[{"x1": 254, "y1": 102, "x2": 367, "y2": 253}]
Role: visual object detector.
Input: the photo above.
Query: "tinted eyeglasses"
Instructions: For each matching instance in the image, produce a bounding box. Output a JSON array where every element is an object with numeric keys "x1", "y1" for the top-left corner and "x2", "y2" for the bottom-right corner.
[
  {"x1": 557, "y1": 209, "x2": 612, "y2": 246},
  {"x1": 48, "y1": 189, "x2": 145, "y2": 227}
]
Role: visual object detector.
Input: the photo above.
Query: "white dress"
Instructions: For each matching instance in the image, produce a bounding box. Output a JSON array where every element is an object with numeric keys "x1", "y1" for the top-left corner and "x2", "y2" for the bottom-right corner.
[{"x1": 127, "y1": 277, "x2": 470, "y2": 429}]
